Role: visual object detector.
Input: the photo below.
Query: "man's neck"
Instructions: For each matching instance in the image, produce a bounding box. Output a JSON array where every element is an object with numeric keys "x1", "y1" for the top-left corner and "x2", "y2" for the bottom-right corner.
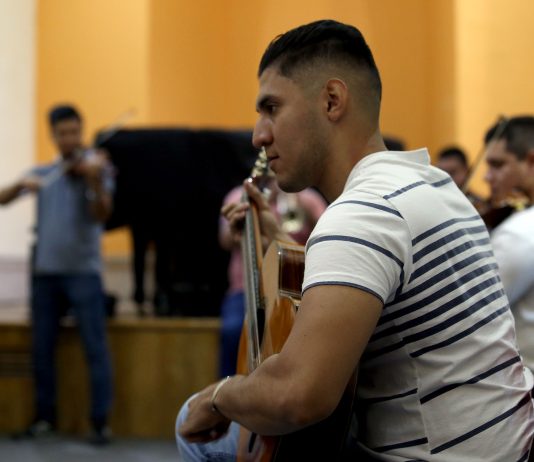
[{"x1": 319, "y1": 131, "x2": 386, "y2": 203}]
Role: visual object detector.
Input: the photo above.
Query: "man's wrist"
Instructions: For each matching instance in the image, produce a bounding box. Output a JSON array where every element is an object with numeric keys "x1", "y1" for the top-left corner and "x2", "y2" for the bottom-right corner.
[
  {"x1": 85, "y1": 184, "x2": 104, "y2": 201},
  {"x1": 211, "y1": 376, "x2": 232, "y2": 416}
]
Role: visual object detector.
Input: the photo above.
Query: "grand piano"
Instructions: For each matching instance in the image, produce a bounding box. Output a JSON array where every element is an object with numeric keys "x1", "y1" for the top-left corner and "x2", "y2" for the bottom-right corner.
[{"x1": 99, "y1": 128, "x2": 257, "y2": 316}]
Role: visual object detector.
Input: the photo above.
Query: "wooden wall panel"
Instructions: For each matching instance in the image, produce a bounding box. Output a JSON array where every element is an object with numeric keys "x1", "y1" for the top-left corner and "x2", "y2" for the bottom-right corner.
[{"x1": 0, "y1": 317, "x2": 220, "y2": 438}]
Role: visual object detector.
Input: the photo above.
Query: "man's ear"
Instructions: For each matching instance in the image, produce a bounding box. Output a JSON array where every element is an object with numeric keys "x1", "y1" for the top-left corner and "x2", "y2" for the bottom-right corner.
[
  {"x1": 525, "y1": 149, "x2": 534, "y2": 170},
  {"x1": 322, "y1": 78, "x2": 349, "y2": 122}
]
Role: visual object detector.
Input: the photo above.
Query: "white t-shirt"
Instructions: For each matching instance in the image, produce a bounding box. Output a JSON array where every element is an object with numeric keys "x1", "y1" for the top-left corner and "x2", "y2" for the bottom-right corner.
[
  {"x1": 303, "y1": 149, "x2": 534, "y2": 461},
  {"x1": 492, "y1": 206, "x2": 534, "y2": 372}
]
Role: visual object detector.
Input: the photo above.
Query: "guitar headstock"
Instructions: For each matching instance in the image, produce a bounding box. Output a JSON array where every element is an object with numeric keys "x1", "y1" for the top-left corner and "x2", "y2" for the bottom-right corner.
[{"x1": 249, "y1": 147, "x2": 272, "y2": 192}]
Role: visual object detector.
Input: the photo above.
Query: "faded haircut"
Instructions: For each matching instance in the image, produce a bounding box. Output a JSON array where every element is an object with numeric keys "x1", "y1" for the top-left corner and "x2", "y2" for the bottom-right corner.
[
  {"x1": 258, "y1": 20, "x2": 381, "y2": 118},
  {"x1": 484, "y1": 116, "x2": 534, "y2": 160}
]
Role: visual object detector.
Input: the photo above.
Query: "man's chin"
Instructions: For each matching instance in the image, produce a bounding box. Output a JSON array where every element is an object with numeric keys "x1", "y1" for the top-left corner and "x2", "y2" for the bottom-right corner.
[
  {"x1": 277, "y1": 178, "x2": 307, "y2": 194},
  {"x1": 61, "y1": 148, "x2": 82, "y2": 158}
]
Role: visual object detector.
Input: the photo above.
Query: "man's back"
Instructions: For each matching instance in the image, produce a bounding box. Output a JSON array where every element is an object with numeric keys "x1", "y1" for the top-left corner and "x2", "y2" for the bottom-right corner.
[{"x1": 303, "y1": 149, "x2": 534, "y2": 460}]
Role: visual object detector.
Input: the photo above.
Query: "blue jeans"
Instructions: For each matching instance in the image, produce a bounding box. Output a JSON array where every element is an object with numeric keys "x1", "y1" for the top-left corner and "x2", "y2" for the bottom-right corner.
[
  {"x1": 175, "y1": 395, "x2": 239, "y2": 461},
  {"x1": 219, "y1": 292, "x2": 245, "y2": 378},
  {"x1": 31, "y1": 274, "x2": 113, "y2": 425}
]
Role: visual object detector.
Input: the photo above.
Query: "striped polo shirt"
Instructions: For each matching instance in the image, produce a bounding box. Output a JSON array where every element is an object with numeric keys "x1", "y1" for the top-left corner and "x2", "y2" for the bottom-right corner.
[{"x1": 303, "y1": 149, "x2": 534, "y2": 461}]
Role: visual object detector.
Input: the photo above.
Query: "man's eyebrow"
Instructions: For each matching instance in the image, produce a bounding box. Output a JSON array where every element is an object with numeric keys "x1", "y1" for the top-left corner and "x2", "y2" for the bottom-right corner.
[{"x1": 256, "y1": 95, "x2": 274, "y2": 112}]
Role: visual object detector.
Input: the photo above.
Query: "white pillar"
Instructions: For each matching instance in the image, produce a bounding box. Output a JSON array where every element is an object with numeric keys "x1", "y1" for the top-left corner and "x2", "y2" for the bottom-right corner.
[{"x1": 0, "y1": 0, "x2": 36, "y2": 259}]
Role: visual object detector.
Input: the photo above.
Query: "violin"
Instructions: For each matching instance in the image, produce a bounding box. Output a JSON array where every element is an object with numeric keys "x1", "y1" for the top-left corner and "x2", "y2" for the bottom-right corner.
[
  {"x1": 36, "y1": 148, "x2": 109, "y2": 190},
  {"x1": 66, "y1": 149, "x2": 109, "y2": 177},
  {"x1": 39, "y1": 108, "x2": 134, "y2": 189},
  {"x1": 471, "y1": 193, "x2": 528, "y2": 231}
]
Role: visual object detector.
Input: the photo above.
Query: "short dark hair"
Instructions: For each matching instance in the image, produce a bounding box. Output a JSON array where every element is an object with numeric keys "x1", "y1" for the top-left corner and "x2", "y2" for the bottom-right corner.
[
  {"x1": 48, "y1": 104, "x2": 82, "y2": 127},
  {"x1": 438, "y1": 146, "x2": 468, "y2": 167},
  {"x1": 484, "y1": 116, "x2": 534, "y2": 160},
  {"x1": 259, "y1": 19, "x2": 381, "y2": 106}
]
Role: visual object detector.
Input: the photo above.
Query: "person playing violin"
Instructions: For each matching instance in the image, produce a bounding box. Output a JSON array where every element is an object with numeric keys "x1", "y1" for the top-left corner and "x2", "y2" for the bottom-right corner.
[
  {"x1": 175, "y1": 20, "x2": 533, "y2": 461},
  {"x1": 0, "y1": 104, "x2": 114, "y2": 445},
  {"x1": 485, "y1": 116, "x2": 534, "y2": 372},
  {"x1": 435, "y1": 145, "x2": 485, "y2": 207}
]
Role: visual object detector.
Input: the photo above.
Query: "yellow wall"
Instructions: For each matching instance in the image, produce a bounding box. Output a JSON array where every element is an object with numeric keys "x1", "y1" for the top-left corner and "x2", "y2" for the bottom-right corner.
[
  {"x1": 455, "y1": 0, "x2": 534, "y2": 196},
  {"x1": 148, "y1": 0, "x2": 258, "y2": 126},
  {"x1": 36, "y1": 0, "x2": 151, "y2": 254},
  {"x1": 146, "y1": 0, "x2": 455, "y2": 149},
  {"x1": 36, "y1": 0, "x2": 534, "y2": 255},
  {"x1": 36, "y1": 0, "x2": 150, "y2": 162}
]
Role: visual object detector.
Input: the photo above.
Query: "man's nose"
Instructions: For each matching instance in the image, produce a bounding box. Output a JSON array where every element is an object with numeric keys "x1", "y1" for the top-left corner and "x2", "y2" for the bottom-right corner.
[{"x1": 252, "y1": 118, "x2": 273, "y2": 149}]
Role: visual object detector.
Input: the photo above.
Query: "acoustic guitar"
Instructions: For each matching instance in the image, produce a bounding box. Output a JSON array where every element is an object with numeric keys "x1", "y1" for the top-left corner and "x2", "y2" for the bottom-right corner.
[{"x1": 236, "y1": 149, "x2": 358, "y2": 461}]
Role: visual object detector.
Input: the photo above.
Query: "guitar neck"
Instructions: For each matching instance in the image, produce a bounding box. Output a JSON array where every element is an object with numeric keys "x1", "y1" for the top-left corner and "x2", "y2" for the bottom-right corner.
[{"x1": 242, "y1": 199, "x2": 265, "y2": 372}]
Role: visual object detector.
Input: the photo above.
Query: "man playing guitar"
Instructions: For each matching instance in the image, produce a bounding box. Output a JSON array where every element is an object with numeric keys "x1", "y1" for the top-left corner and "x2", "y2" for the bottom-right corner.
[{"x1": 177, "y1": 20, "x2": 534, "y2": 461}]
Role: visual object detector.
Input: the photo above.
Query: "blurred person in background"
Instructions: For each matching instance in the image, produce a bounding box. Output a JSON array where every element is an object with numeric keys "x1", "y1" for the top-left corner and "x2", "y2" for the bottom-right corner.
[
  {"x1": 436, "y1": 145, "x2": 484, "y2": 207},
  {"x1": 217, "y1": 178, "x2": 326, "y2": 377},
  {"x1": 484, "y1": 116, "x2": 534, "y2": 372},
  {"x1": 0, "y1": 104, "x2": 114, "y2": 445}
]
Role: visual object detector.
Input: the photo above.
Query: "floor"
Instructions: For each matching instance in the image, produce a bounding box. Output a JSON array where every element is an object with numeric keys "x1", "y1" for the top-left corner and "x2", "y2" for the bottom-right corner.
[
  {"x1": 0, "y1": 436, "x2": 179, "y2": 462},
  {"x1": 0, "y1": 256, "x2": 182, "y2": 461}
]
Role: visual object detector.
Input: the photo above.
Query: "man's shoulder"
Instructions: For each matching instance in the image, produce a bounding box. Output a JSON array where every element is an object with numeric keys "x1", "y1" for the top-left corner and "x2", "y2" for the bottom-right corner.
[
  {"x1": 493, "y1": 206, "x2": 534, "y2": 240},
  {"x1": 330, "y1": 186, "x2": 401, "y2": 213},
  {"x1": 310, "y1": 188, "x2": 405, "y2": 239},
  {"x1": 30, "y1": 161, "x2": 58, "y2": 177},
  {"x1": 499, "y1": 205, "x2": 534, "y2": 227}
]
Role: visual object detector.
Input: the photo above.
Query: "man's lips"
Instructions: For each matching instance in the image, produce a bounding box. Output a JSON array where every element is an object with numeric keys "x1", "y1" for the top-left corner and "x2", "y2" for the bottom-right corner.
[{"x1": 267, "y1": 155, "x2": 279, "y2": 170}]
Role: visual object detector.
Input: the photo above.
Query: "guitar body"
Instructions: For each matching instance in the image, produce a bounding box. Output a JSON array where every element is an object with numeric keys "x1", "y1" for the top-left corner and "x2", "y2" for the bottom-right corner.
[{"x1": 237, "y1": 241, "x2": 358, "y2": 461}]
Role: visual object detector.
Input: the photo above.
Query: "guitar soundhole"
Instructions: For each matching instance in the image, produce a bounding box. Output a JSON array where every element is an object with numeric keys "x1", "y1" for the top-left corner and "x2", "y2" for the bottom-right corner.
[{"x1": 248, "y1": 432, "x2": 257, "y2": 452}]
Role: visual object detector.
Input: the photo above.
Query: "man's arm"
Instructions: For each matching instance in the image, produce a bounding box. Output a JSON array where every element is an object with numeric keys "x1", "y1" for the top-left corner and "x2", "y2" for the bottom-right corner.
[
  {"x1": 0, "y1": 176, "x2": 41, "y2": 205},
  {"x1": 86, "y1": 178, "x2": 113, "y2": 223},
  {"x1": 179, "y1": 283, "x2": 382, "y2": 440}
]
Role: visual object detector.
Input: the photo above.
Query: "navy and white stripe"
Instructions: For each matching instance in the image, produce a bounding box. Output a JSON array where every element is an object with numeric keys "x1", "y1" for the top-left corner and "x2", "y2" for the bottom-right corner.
[{"x1": 302, "y1": 149, "x2": 534, "y2": 460}]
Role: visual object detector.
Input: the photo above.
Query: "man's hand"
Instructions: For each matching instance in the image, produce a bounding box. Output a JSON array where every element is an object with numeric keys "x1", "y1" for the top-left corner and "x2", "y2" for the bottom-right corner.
[
  {"x1": 221, "y1": 179, "x2": 293, "y2": 250},
  {"x1": 72, "y1": 150, "x2": 109, "y2": 185},
  {"x1": 70, "y1": 150, "x2": 113, "y2": 222},
  {"x1": 179, "y1": 382, "x2": 232, "y2": 443}
]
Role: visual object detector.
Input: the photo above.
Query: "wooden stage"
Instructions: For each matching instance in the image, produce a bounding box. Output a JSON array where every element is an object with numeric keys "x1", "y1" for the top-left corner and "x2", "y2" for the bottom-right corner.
[{"x1": 0, "y1": 314, "x2": 220, "y2": 438}]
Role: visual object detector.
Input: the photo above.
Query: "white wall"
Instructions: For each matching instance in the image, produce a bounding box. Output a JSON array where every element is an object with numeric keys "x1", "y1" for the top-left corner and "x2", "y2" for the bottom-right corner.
[{"x1": 0, "y1": 0, "x2": 36, "y2": 259}]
